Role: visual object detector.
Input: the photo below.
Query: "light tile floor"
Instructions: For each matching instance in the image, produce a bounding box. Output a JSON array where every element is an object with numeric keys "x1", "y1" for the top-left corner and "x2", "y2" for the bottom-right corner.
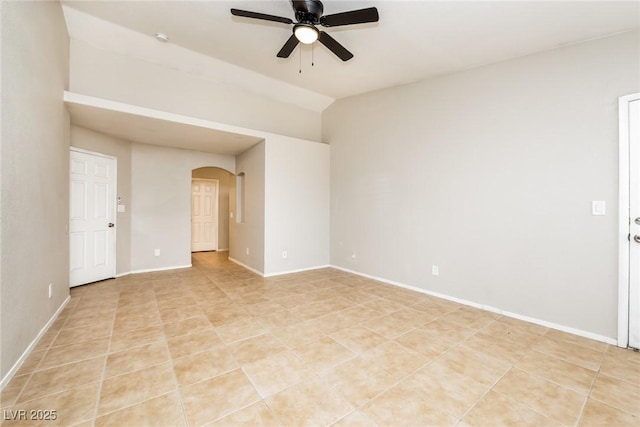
[{"x1": 1, "y1": 252, "x2": 639, "y2": 426}]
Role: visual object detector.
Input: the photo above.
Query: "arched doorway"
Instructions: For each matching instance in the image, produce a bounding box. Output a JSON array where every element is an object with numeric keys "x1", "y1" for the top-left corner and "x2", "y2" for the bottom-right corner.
[{"x1": 191, "y1": 167, "x2": 235, "y2": 252}]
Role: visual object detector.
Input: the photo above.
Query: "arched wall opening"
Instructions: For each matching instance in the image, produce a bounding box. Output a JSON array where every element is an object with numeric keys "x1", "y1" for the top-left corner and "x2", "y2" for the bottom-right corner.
[{"x1": 191, "y1": 167, "x2": 235, "y2": 253}]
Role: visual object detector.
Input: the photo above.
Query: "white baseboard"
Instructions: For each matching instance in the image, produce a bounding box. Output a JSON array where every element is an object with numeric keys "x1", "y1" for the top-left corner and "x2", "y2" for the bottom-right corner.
[
  {"x1": 228, "y1": 258, "x2": 331, "y2": 278},
  {"x1": 264, "y1": 264, "x2": 331, "y2": 278},
  {"x1": 217, "y1": 248, "x2": 229, "y2": 252},
  {"x1": 330, "y1": 264, "x2": 617, "y2": 346},
  {"x1": 228, "y1": 257, "x2": 264, "y2": 276},
  {"x1": 117, "y1": 264, "x2": 192, "y2": 277},
  {"x1": 0, "y1": 295, "x2": 71, "y2": 390}
]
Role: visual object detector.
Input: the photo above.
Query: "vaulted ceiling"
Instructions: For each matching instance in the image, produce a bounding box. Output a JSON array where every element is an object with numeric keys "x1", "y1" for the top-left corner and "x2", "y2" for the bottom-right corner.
[
  {"x1": 62, "y1": 1, "x2": 639, "y2": 101},
  {"x1": 61, "y1": 1, "x2": 638, "y2": 152}
]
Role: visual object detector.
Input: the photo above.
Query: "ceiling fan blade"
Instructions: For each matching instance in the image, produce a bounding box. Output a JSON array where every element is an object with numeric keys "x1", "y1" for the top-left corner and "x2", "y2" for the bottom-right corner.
[
  {"x1": 318, "y1": 31, "x2": 353, "y2": 61},
  {"x1": 230, "y1": 8, "x2": 293, "y2": 25},
  {"x1": 320, "y1": 7, "x2": 379, "y2": 27},
  {"x1": 277, "y1": 34, "x2": 300, "y2": 58}
]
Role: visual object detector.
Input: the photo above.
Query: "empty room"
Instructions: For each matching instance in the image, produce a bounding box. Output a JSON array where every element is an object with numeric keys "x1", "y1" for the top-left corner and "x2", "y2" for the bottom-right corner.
[{"x1": 1, "y1": 0, "x2": 639, "y2": 426}]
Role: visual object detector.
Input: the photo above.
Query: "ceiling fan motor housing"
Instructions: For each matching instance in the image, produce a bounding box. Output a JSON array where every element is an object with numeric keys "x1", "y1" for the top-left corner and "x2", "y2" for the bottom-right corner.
[{"x1": 292, "y1": 0, "x2": 323, "y2": 24}]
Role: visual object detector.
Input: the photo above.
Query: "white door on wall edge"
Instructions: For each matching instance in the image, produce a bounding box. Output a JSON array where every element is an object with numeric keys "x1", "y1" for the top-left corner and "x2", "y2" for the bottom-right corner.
[
  {"x1": 628, "y1": 98, "x2": 640, "y2": 349},
  {"x1": 192, "y1": 179, "x2": 218, "y2": 252},
  {"x1": 619, "y1": 93, "x2": 640, "y2": 349},
  {"x1": 69, "y1": 148, "x2": 117, "y2": 287}
]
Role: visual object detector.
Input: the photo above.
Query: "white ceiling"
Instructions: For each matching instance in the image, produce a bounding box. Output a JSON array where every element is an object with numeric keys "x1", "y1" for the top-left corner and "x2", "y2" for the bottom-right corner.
[
  {"x1": 61, "y1": 1, "x2": 638, "y2": 153},
  {"x1": 62, "y1": 0, "x2": 639, "y2": 101}
]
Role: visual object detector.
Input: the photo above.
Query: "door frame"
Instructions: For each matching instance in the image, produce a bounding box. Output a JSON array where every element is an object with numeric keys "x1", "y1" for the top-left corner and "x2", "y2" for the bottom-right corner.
[
  {"x1": 69, "y1": 147, "x2": 118, "y2": 286},
  {"x1": 617, "y1": 92, "x2": 640, "y2": 348},
  {"x1": 191, "y1": 178, "x2": 219, "y2": 252}
]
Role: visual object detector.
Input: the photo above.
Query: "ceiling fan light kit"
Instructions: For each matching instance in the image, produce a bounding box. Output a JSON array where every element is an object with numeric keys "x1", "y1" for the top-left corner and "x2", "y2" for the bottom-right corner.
[
  {"x1": 293, "y1": 23, "x2": 319, "y2": 44},
  {"x1": 230, "y1": 0, "x2": 379, "y2": 62}
]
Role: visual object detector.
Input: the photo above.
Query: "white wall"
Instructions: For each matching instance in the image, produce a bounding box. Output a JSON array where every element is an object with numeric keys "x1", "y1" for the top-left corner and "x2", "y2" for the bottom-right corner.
[
  {"x1": 192, "y1": 167, "x2": 234, "y2": 251},
  {"x1": 229, "y1": 142, "x2": 266, "y2": 273},
  {"x1": 70, "y1": 126, "x2": 132, "y2": 275},
  {"x1": 1, "y1": 1, "x2": 70, "y2": 380},
  {"x1": 69, "y1": 40, "x2": 322, "y2": 142},
  {"x1": 228, "y1": 136, "x2": 331, "y2": 277},
  {"x1": 130, "y1": 143, "x2": 235, "y2": 272},
  {"x1": 323, "y1": 31, "x2": 640, "y2": 340},
  {"x1": 264, "y1": 137, "x2": 330, "y2": 275}
]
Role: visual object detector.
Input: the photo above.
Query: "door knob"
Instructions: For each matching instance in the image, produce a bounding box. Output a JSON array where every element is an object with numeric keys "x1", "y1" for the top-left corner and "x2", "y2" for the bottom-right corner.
[
  {"x1": 108, "y1": 223, "x2": 115, "y2": 228},
  {"x1": 635, "y1": 217, "x2": 640, "y2": 225},
  {"x1": 635, "y1": 235, "x2": 640, "y2": 243}
]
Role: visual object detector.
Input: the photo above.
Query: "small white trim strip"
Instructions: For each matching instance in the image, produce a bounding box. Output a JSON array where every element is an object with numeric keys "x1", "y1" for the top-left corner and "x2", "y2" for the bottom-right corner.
[
  {"x1": 264, "y1": 265, "x2": 331, "y2": 278},
  {"x1": 330, "y1": 264, "x2": 616, "y2": 346},
  {"x1": 119, "y1": 264, "x2": 193, "y2": 276},
  {"x1": 0, "y1": 296, "x2": 71, "y2": 390},
  {"x1": 228, "y1": 257, "x2": 264, "y2": 276}
]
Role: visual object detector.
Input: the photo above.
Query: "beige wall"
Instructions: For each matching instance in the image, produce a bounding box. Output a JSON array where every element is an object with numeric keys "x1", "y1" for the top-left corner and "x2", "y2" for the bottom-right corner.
[
  {"x1": 264, "y1": 138, "x2": 330, "y2": 275},
  {"x1": 130, "y1": 143, "x2": 234, "y2": 272},
  {"x1": 230, "y1": 142, "x2": 266, "y2": 273},
  {"x1": 192, "y1": 167, "x2": 234, "y2": 251},
  {"x1": 69, "y1": 40, "x2": 322, "y2": 142},
  {"x1": 323, "y1": 31, "x2": 640, "y2": 339},
  {"x1": 69, "y1": 129, "x2": 238, "y2": 274},
  {"x1": 1, "y1": 1, "x2": 70, "y2": 380},
  {"x1": 70, "y1": 126, "x2": 132, "y2": 274}
]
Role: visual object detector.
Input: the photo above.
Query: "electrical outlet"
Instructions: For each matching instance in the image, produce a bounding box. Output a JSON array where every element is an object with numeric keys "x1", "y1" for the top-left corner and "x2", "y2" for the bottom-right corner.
[
  {"x1": 154, "y1": 249, "x2": 160, "y2": 256},
  {"x1": 282, "y1": 251, "x2": 288, "y2": 259},
  {"x1": 246, "y1": 248, "x2": 250, "y2": 255},
  {"x1": 431, "y1": 265, "x2": 439, "y2": 276},
  {"x1": 48, "y1": 283, "x2": 52, "y2": 299},
  {"x1": 351, "y1": 252, "x2": 357, "y2": 259}
]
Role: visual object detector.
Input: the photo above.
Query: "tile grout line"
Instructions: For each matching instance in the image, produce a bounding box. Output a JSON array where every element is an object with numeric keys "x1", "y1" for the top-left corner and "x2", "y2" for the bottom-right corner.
[
  {"x1": 90, "y1": 289, "x2": 120, "y2": 425},
  {"x1": 7, "y1": 253, "x2": 636, "y2": 426},
  {"x1": 174, "y1": 276, "x2": 265, "y2": 426},
  {"x1": 95, "y1": 275, "x2": 218, "y2": 423},
  {"x1": 496, "y1": 326, "x2": 604, "y2": 393},
  {"x1": 8, "y1": 293, "x2": 89, "y2": 410},
  {"x1": 318, "y1": 311, "x2": 474, "y2": 423},
  {"x1": 454, "y1": 322, "x2": 549, "y2": 425},
  {"x1": 574, "y1": 345, "x2": 639, "y2": 424},
  {"x1": 573, "y1": 345, "x2": 606, "y2": 427},
  {"x1": 152, "y1": 287, "x2": 191, "y2": 427}
]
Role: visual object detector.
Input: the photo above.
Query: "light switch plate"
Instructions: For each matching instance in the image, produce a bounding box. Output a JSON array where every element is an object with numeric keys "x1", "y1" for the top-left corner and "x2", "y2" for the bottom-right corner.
[
  {"x1": 592, "y1": 200, "x2": 606, "y2": 216},
  {"x1": 117, "y1": 205, "x2": 125, "y2": 213}
]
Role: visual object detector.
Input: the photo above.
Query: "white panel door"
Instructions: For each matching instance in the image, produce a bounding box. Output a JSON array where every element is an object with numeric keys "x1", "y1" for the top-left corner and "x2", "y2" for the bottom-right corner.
[
  {"x1": 70, "y1": 149, "x2": 117, "y2": 287},
  {"x1": 629, "y1": 98, "x2": 640, "y2": 349},
  {"x1": 191, "y1": 179, "x2": 218, "y2": 252}
]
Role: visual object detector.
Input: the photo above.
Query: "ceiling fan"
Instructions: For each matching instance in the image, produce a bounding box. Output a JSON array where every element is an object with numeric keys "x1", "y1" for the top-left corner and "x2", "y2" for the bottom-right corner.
[{"x1": 230, "y1": 0, "x2": 379, "y2": 61}]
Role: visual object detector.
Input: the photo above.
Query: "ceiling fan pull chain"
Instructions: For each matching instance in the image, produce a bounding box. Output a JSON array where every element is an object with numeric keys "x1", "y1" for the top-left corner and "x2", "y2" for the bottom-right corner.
[
  {"x1": 299, "y1": 47, "x2": 302, "y2": 74},
  {"x1": 312, "y1": 44, "x2": 315, "y2": 67}
]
